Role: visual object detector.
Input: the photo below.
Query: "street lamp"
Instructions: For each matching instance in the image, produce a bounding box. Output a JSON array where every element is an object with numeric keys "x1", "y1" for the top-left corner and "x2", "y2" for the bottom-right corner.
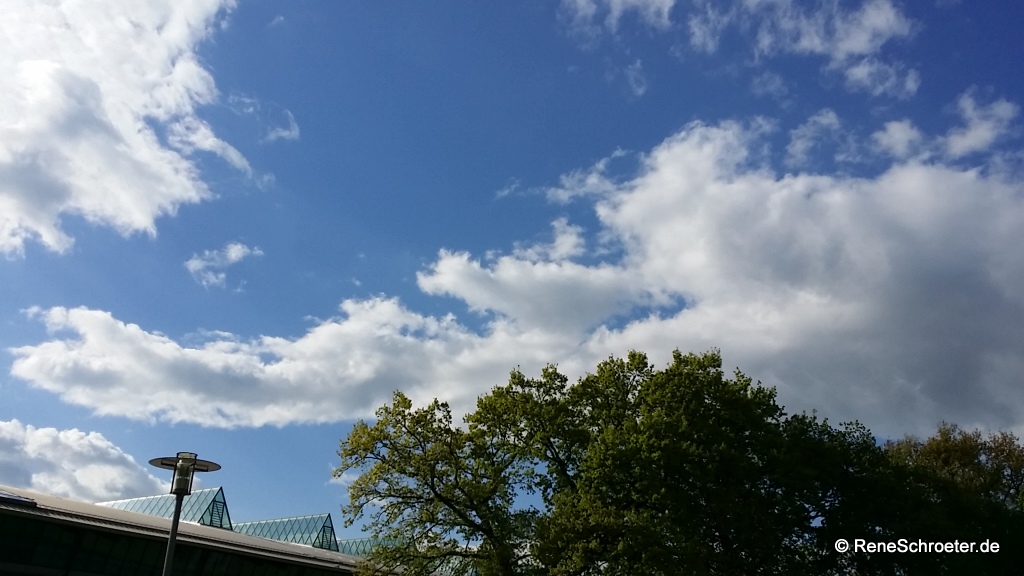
[{"x1": 149, "y1": 452, "x2": 221, "y2": 576}]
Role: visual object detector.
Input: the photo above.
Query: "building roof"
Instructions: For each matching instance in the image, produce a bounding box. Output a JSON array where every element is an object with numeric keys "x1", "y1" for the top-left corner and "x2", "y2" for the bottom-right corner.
[
  {"x1": 0, "y1": 483, "x2": 360, "y2": 573},
  {"x1": 97, "y1": 486, "x2": 233, "y2": 529},
  {"x1": 235, "y1": 514, "x2": 340, "y2": 552},
  {"x1": 336, "y1": 537, "x2": 381, "y2": 557}
]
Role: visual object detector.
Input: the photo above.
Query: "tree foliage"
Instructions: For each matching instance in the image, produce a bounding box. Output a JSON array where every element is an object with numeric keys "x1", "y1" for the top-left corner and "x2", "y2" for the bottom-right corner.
[{"x1": 336, "y1": 350, "x2": 1024, "y2": 575}]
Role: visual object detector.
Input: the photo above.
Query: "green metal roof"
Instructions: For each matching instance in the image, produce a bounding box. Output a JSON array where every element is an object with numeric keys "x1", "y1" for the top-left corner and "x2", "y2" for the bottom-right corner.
[
  {"x1": 234, "y1": 513, "x2": 340, "y2": 552},
  {"x1": 96, "y1": 486, "x2": 233, "y2": 530}
]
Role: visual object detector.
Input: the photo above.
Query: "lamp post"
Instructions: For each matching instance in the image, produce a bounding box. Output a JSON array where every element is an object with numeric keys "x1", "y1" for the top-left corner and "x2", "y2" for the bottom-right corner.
[{"x1": 149, "y1": 452, "x2": 221, "y2": 576}]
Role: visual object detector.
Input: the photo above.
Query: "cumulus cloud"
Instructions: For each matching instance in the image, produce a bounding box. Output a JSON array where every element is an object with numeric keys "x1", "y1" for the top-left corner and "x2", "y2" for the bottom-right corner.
[
  {"x1": 0, "y1": 419, "x2": 165, "y2": 501},
  {"x1": 185, "y1": 241, "x2": 263, "y2": 288},
  {"x1": 0, "y1": 0, "x2": 246, "y2": 257},
  {"x1": 872, "y1": 119, "x2": 924, "y2": 158},
  {"x1": 9, "y1": 302, "x2": 566, "y2": 427},
  {"x1": 944, "y1": 89, "x2": 1019, "y2": 159},
  {"x1": 11, "y1": 105, "x2": 1024, "y2": 440}
]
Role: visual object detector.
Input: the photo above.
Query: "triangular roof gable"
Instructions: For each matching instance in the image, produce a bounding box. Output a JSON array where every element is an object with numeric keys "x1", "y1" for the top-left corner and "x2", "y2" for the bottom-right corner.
[
  {"x1": 96, "y1": 487, "x2": 232, "y2": 530},
  {"x1": 233, "y1": 513, "x2": 338, "y2": 551}
]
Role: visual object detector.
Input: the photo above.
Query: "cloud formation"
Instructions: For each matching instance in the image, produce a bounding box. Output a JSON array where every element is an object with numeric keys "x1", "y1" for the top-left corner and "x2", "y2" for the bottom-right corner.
[
  {"x1": 560, "y1": 1, "x2": 920, "y2": 103},
  {"x1": 561, "y1": 0, "x2": 676, "y2": 35},
  {"x1": 786, "y1": 109, "x2": 842, "y2": 167},
  {"x1": 0, "y1": 419, "x2": 165, "y2": 501},
  {"x1": 229, "y1": 95, "x2": 301, "y2": 143},
  {"x1": 10, "y1": 102, "x2": 1024, "y2": 439},
  {"x1": 185, "y1": 241, "x2": 264, "y2": 288},
  {"x1": 0, "y1": 0, "x2": 243, "y2": 257},
  {"x1": 944, "y1": 90, "x2": 1019, "y2": 159},
  {"x1": 264, "y1": 110, "x2": 301, "y2": 143},
  {"x1": 872, "y1": 119, "x2": 924, "y2": 159}
]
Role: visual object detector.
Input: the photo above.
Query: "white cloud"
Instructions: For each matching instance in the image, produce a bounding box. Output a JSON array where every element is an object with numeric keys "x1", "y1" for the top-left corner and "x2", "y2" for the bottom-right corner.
[
  {"x1": 562, "y1": 1, "x2": 917, "y2": 100},
  {"x1": 263, "y1": 110, "x2": 300, "y2": 143},
  {"x1": 746, "y1": 0, "x2": 913, "y2": 63},
  {"x1": 683, "y1": 0, "x2": 918, "y2": 98},
  {"x1": 569, "y1": 0, "x2": 912, "y2": 62},
  {"x1": 169, "y1": 116, "x2": 251, "y2": 175},
  {"x1": 11, "y1": 107, "x2": 1024, "y2": 440},
  {"x1": 512, "y1": 218, "x2": 588, "y2": 262},
  {"x1": 0, "y1": 0, "x2": 245, "y2": 257},
  {"x1": 227, "y1": 95, "x2": 301, "y2": 144},
  {"x1": 10, "y1": 302, "x2": 563, "y2": 427},
  {"x1": 0, "y1": 419, "x2": 165, "y2": 502},
  {"x1": 872, "y1": 119, "x2": 924, "y2": 158},
  {"x1": 561, "y1": 0, "x2": 676, "y2": 35},
  {"x1": 688, "y1": 4, "x2": 734, "y2": 53},
  {"x1": 495, "y1": 178, "x2": 523, "y2": 199},
  {"x1": 944, "y1": 89, "x2": 1019, "y2": 159},
  {"x1": 418, "y1": 230, "x2": 643, "y2": 336},
  {"x1": 842, "y1": 58, "x2": 919, "y2": 99},
  {"x1": 185, "y1": 241, "x2": 264, "y2": 288},
  {"x1": 786, "y1": 109, "x2": 841, "y2": 167},
  {"x1": 546, "y1": 149, "x2": 627, "y2": 203}
]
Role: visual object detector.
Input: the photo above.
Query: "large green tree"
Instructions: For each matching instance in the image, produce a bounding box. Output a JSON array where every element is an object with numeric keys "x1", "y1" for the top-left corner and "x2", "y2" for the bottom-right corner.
[
  {"x1": 883, "y1": 423, "x2": 1024, "y2": 574},
  {"x1": 336, "y1": 350, "x2": 1024, "y2": 575},
  {"x1": 336, "y1": 392, "x2": 539, "y2": 576}
]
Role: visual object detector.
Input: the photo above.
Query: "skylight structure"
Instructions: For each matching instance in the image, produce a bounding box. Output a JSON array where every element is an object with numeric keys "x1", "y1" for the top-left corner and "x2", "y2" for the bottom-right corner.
[
  {"x1": 97, "y1": 486, "x2": 233, "y2": 530},
  {"x1": 335, "y1": 538, "x2": 378, "y2": 557},
  {"x1": 234, "y1": 513, "x2": 340, "y2": 552}
]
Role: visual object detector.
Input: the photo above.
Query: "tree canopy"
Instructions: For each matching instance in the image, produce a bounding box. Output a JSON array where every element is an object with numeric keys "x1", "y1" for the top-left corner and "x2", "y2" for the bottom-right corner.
[{"x1": 336, "y1": 350, "x2": 1024, "y2": 575}]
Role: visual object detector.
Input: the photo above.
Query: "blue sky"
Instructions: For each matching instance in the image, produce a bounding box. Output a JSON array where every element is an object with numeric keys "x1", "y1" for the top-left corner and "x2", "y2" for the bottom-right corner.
[{"x1": 2, "y1": 0, "x2": 1024, "y2": 539}]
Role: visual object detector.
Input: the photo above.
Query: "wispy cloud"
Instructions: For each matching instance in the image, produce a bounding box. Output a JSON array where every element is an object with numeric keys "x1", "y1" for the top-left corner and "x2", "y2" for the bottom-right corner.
[
  {"x1": 546, "y1": 148, "x2": 627, "y2": 203},
  {"x1": 561, "y1": 0, "x2": 676, "y2": 36},
  {"x1": 624, "y1": 59, "x2": 648, "y2": 97},
  {"x1": 263, "y1": 110, "x2": 300, "y2": 143},
  {"x1": 842, "y1": 58, "x2": 920, "y2": 99},
  {"x1": 495, "y1": 178, "x2": 523, "y2": 199},
  {"x1": 687, "y1": 3, "x2": 734, "y2": 53},
  {"x1": 786, "y1": 109, "x2": 841, "y2": 167},
  {"x1": 185, "y1": 242, "x2": 264, "y2": 288},
  {"x1": 228, "y1": 94, "x2": 301, "y2": 144}
]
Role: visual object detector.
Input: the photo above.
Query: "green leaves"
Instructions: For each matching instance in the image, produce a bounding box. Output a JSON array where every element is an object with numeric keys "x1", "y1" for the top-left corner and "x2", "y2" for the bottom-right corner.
[
  {"x1": 336, "y1": 391, "x2": 536, "y2": 576},
  {"x1": 336, "y1": 352, "x2": 1024, "y2": 576}
]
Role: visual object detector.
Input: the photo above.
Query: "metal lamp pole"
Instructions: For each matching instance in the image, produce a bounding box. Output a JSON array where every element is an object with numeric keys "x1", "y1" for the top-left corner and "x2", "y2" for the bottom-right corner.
[{"x1": 149, "y1": 452, "x2": 221, "y2": 576}]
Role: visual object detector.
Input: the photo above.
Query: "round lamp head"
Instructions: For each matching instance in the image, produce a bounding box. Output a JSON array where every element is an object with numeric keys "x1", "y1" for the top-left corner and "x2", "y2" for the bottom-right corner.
[{"x1": 149, "y1": 452, "x2": 221, "y2": 496}]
